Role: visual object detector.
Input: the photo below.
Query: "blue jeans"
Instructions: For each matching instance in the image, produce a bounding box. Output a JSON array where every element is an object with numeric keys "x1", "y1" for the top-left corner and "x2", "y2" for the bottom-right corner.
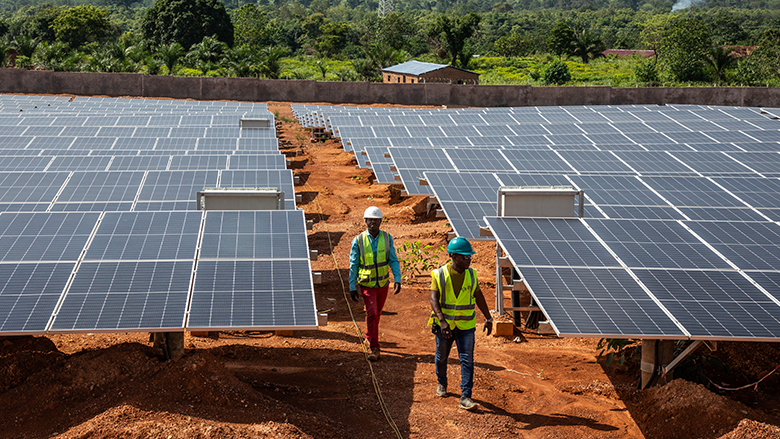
[{"x1": 435, "y1": 326, "x2": 475, "y2": 398}]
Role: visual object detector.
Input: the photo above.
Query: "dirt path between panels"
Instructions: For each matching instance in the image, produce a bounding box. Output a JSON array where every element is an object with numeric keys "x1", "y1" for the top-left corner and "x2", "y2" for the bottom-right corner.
[{"x1": 0, "y1": 101, "x2": 779, "y2": 439}]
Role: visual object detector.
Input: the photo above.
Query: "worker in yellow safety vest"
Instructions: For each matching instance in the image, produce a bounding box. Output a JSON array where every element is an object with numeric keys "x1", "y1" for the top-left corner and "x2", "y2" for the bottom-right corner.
[
  {"x1": 429, "y1": 236, "x2": 493, "y2": 410},
  {"x1": 349, "y1": 206, "x2": 401, "y2": 361}
]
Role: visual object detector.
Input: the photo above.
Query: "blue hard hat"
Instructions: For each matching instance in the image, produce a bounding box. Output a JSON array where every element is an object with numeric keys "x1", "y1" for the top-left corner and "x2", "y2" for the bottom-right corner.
[{"x1": 447, "y1": 236, "x2": 475, "y2": 255}]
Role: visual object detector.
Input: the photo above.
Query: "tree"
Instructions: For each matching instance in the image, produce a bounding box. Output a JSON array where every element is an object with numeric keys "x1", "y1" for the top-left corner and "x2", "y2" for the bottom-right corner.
[
  {"x1": 52, "y1": 5, "x2": 113, "y2": 48},
  {"x1": 707, "y1": 46, "x2": 736, "y2": 83},
  {"x1": 493, "y1": 32, "x2": 531, "y2": 57},
  {"x1": 142, "y1": 0, "x2": 233, "y2": 50},
  {"x1": 156, "y1": 42, "x2": 185, "y2": 75},
  {"x1": 11, "y1": 35, "x2": 40, "y2": 58},
  {"x1": 571, "y1": 29, "x2": 605, "y2": 63},
  {"x1": 232, "y1": 4, "x2": 273, "y2": 50},
  {"x1": 547, "y1": 21, "x2": 575, "y2": 59},
  {"x1": 427, "y1": 12, "x2": 481, "y2": 68},
  {"x1": 659, "y1": 16, "x2": 711, "y2": 82},
  {"x1": 542, "y1": 60, "x2": 571, "y2": 84}
]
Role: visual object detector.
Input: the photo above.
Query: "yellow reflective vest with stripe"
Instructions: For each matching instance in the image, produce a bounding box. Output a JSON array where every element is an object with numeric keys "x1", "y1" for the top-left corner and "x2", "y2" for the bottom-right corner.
[
  {"x1": 428, "y1": 265, "x2": 477, "y2": 330},
  {"x1": 357, "y1": 231, "x2": 390, "y2": 288}
]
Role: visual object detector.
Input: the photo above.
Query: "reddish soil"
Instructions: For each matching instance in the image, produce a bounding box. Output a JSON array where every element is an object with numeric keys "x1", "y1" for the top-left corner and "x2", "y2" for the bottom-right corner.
[{"x1": 1, "y1": 101, "x2": 779, "y2": 439}]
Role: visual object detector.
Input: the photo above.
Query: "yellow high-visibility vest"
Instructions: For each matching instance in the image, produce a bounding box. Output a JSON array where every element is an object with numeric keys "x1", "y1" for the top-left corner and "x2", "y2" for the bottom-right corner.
[
  {"x1": 357, "y1": 231, "x2": 390, "y2": 288},
  {"x1": 428, "y1": 265, "x2": 477, "y2": 330}
]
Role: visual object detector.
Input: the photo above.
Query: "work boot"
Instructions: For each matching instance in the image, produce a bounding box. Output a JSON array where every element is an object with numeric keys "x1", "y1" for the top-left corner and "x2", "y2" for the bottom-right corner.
[
  {"x1": 436, "y1": 384, "x2": 447, "y2": 397},
  {"x1": 459, "y1": 395, "x2": 477, "y2": 410},
  {"x1": 367, "y1": 348, "x2": 380, "y2": 361}
]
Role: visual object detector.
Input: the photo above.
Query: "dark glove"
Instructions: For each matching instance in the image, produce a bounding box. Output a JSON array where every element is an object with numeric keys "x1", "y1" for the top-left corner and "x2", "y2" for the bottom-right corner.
[
  {"x1": 350, "y1": 290, "x2": 359, "y2": 302},
  {"x1": 484, "y1": 319, "x2": 493, "y2": 336}
]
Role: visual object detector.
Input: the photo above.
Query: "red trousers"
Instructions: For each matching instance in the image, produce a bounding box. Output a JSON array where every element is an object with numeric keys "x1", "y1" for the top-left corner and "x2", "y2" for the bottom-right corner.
[{"x1": 359, "y1": 284, "x2": 389, "y2": 350}]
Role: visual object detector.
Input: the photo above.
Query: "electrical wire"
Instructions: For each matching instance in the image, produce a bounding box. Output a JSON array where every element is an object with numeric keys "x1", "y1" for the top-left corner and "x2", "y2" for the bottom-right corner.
[
  {"x1": 705, "y1": 364, "x2": 780, "y2": 392},
  {"x1": 304, "y1": 181, "x2": 403, "y2": 439}
]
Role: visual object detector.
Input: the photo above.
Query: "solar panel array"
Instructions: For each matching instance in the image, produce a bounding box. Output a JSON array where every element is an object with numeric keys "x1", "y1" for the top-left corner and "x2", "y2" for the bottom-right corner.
[
  {"x1": 293, "y1": 103, "x2": 780, "y2": 341},
  {"x1": 0, "y1": 95, "x2": 316, "y2": 335}
]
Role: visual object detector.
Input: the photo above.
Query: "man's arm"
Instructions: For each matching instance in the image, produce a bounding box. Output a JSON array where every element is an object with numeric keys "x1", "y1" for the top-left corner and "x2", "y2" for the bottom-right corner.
[
  {"x1": 387, "y1": 235, "x2": 402, "y2": 294},
  {"x1": 474, "y1": 286, "x2": 493, "y2": 336},
  {"x1": 348, "y1": 237, "x2": 360, "y2": 301},
  {"x1": 430, "y1": 287, "x2": 452, "y2": 338}
]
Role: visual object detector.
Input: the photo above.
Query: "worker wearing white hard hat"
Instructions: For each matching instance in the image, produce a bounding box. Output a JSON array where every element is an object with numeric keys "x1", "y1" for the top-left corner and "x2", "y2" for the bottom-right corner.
[{"x1": 348, "y1": 206, "x2": 402, "y2": 361}]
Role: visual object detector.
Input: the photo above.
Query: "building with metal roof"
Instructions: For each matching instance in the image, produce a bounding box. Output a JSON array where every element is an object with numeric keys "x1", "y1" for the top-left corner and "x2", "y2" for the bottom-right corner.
[{"x1": 382, "y1": 60, "x2": 479, "y2": 85}]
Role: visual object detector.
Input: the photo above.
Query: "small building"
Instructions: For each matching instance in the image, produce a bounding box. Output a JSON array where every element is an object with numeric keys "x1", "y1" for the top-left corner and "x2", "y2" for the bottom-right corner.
[{"x1": 382, "y1": 60, "x2": 479, "y2": 85}]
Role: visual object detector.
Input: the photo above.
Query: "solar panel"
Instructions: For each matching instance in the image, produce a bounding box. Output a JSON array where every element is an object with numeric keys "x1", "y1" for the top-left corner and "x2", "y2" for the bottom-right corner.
[
  {"x1": 138, "y1": 170, "x2": 218, "y2": 202},
  {"x1": 0, "y1": 263, "x2": 76, "y2": 334},
  {"x1": 0, "y1": 212, "x2": 99, "y2": 262},
  {"x1": 50, "y1": 261, "x2": 192, "y2": 332},
  {"x1": 188, "y1": 210, "x2": 316, "y2": 330},
  {"x1": 84, "y1": 211, "x2": 201, "y2": 261}
]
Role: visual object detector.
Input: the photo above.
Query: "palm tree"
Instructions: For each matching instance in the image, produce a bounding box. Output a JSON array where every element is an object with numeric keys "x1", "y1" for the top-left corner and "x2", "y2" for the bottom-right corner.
[
  {"x1": 0, "y1": 37, "x2": 12, "y2": 68},
  {"x1": 258, "y1": 46, "x2": 287, "y2": 79},
  {"x1": 11, "y1": 36, "x2": 40, "y2": 58},
  {"x1": 708, "y1": 47, "x2": 736, "y2": 83},
  {"x1": 185, "y1": 36, "x2": 227, "y2": 72},
  {"x1": 156, "y1": 42, "x2": 184, "y2": 75},
  {"x1": 571, "y1": 31, "x2": 606, "y2": 64},
  {"x1": 33, "y1": 41, "x2": 70, "y2": 71}
]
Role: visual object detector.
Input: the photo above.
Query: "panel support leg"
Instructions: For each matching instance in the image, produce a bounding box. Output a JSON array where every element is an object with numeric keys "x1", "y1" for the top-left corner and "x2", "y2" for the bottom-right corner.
[
  {"x1": 153, "y1": 332, "x2": 185, "y2": 360},
  {"x1": 640, "y1": 339, "x2": 675, "y2": 389}
]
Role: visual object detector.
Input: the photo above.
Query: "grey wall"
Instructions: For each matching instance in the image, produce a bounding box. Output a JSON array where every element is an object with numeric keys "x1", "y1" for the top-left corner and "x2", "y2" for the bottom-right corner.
[{"x1": 2, "y1": 69, "x2": 780, "y2": 107}]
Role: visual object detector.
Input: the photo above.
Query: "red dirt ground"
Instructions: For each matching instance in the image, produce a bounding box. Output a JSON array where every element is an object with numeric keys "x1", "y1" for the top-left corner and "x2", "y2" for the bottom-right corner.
[{"x1": 0, "y1": 101, "x2": 779, "y2": 439}]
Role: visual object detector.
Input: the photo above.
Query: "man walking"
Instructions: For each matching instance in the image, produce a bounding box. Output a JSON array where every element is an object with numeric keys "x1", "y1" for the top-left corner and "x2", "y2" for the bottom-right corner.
[
  {"x1": 349, "y1": 206, "x2": 401, "y2": 361},
  {"x1": 429, "y1": 236, "x2": 493, "y2": 410}
]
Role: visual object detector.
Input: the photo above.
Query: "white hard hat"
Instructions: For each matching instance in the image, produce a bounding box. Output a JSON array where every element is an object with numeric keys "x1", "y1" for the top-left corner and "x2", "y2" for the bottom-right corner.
[{"x1": 364, "y1": 206, "x2": 383, "y2": 219}]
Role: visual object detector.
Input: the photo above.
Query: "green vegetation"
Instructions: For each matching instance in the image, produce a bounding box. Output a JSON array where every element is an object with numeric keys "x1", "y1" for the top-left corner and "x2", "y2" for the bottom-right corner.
[
  {"x1": 1, "y1": 0, "x2": 780, "y2": 86},
  {"x1": 399, "y1": 240, "x2": 446, "y2": 280}
]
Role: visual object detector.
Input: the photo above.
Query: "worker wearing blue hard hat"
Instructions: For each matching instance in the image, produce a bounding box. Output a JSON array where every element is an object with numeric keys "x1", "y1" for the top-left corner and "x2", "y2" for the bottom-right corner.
[
  {"x1": 349, "y1": 206, "x2": 402, "y2": 361},
  {"x1": 428, "y1": 236, "x2": 493, "y2": 411}
]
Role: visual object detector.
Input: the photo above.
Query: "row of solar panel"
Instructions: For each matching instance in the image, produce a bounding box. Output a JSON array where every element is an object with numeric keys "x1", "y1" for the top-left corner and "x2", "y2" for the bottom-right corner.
[
  {"x1": 0, "y1": 169, "x2": 296, "y2": 212},
  {"x1": 0, "y1": 136, "x2": 278, "y2": 149},
  {"x1": 0, "y1": 154, "x2": 286, "y2": 172},
  {"x1": 486, "y1": 216, "x2": 780, "y2": 341},
  {"x1": 0, "y1": 209, "x2": 317, "y2": 334}
]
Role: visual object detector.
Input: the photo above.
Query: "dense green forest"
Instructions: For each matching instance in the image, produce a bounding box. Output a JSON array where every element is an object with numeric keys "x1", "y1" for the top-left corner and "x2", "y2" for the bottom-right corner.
[{"x1": 2, "y1": 0, "x2": 780, "y2": 86}]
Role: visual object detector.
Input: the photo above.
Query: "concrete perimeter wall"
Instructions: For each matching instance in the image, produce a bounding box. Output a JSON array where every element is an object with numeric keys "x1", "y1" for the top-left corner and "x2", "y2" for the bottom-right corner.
[{"x1": 3, "y1": 68, "x2": 780, "y2": 107}]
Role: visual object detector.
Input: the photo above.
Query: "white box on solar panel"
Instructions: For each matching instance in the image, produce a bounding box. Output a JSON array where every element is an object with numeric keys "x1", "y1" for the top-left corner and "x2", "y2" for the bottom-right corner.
[
  {"x1": 197, "y1": 187, "x2": 284, "y2": 210},
  {"x1": 498, "y1": 186, "x2": 584, "y2": 218},
  {"x1": 239, "y1": 118, "x2": 271, "y2": 128}
]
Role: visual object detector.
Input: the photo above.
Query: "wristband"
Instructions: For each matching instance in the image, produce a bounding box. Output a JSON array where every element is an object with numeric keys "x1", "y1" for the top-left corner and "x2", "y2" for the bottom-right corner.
[{"x1": 485, "y1": 318, "x2": 493, "y2": 323}]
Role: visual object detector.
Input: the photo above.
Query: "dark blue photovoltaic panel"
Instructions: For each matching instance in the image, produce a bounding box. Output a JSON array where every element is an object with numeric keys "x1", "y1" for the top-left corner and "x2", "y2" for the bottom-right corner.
[
  {"x1": 390, "y1": 147, "x2": 453, "y2": 170},
  {"x1": 568, "y1": 175, "x2": 667, "y2": 206},
  {"x1": 597, "y1": 205, "x2": 684, "y2": 220},
  {"x1": 633, "y1": 269, "x2": 780, "y2": 339},
  {"x1": 50, "y1": 261, "x2": 192, "y2": 331},
  {"x1": 424, "y1": 171, "x2": 501, "y2": 202},
  {"x1": 483, "y1": 217, "x2": 619, "y2": 267},
  {"x1": 219, "y1": 170, "x2": 296, "y2": 208},
  {"x1": 710, "y1": 177, "x2": 780, "y2": 208},
  {"x1": 109, "y1": 156, "x2": 170, "y2": 171},
  {"x1": 744, "y1": 272, "x2": 780, "y2": 303},
  {"x1": 445, "y1": 148, "x2": 515, "y2": 171},
  {"x1": 612, "y1": 151, "x2": 696, "y2": 174},
  {"x1": 685, "y1": 221, "x2": 780, "y2": 271},
  {"x1": 727, "y1": 152, "x2": 780, "y2": 176},
  {"x1": 49, "y1": 202, "x2": 133, "y2": 212},
  {"x1": 199, "y1": 210, "x2": 308, "y2": 260},
  {"x1": 188, "y1": 259, "x2": 316, "y2": 329},
  {"x1": 138, "y1": 170, "x2": 218, "y2": 201},
  {"x1": 46, "y1": 156, "x2": 112, "y2": 172},
  {"x1": 84, "y1": 211, "x2": 201, "y2": 261},
  {"x1": 0, "y1": 172, "x2": 69, "y2": 203},
  {"x1": 0, "y1": 156, "x2": 51, "y2": 172},
  {"x1": 0, "y1": 212, "x2": 99, "y2": 262},
  {"x1": 677, "y1": 207, "x2": 768, "y2": 222},
  {"x1": 558, "y1": 150, "x2": 635, "y2": 174},
  {"x1": 441, "y1": 201, "x2": 495, "y2": 239},
  {"x1": 586, "y1": 219, "x2": 730, "y2": 269},
  {"x1": 229, "y1": 154, "x2": 287, "y2": 170},
  {"x1": 56, "y1": 171, "x2": 145, "y2": 202},
  {"x1": 502, "y1": 150, "x2": 575, "y2": 173},
  {"x1": 640, "y1": 176, "x2": 747, "y2": 208},
  {"x1": 0, "y1": 263, "x2": 75, "y2": 333},
  {"x1": 519, "y1": 267, "x2": 684, "y2": 338},
  {"x1": 169, "y1": 155, "x2": 227, "y2": 170},
  {"x1": 670, "y1": 151, "x2": 754, "y2": 175}
]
